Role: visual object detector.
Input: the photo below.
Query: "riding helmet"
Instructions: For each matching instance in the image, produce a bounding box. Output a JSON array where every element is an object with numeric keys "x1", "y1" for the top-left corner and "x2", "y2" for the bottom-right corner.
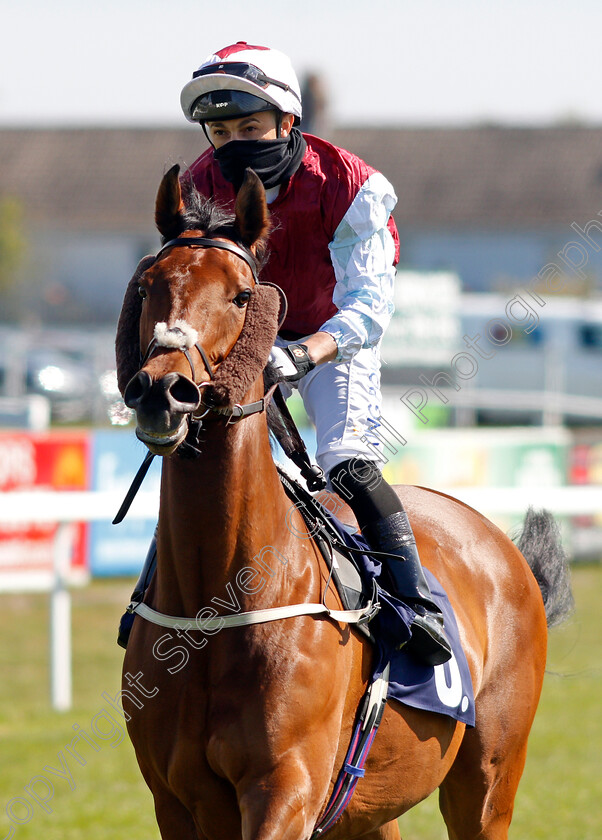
[{"x1": 180, "y1": 41, "x2": 303, "y2": 124}]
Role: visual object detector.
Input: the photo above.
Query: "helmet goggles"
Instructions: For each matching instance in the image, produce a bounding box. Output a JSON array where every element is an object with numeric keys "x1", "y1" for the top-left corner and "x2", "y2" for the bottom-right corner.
[{"x1": 192, "y1": 62, "x2": 301, "y2": 103}]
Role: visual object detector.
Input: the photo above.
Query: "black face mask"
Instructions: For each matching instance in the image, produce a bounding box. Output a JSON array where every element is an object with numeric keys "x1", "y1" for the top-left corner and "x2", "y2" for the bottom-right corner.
[{"x1": 213, "y1": 127, "x2": 307, "y2": 192}]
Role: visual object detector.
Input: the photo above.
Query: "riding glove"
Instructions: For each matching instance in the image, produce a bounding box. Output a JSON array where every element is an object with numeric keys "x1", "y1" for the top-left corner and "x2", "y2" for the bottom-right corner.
[{"x1": 269, "y1": 344, "x2": 316, "y2": 382}]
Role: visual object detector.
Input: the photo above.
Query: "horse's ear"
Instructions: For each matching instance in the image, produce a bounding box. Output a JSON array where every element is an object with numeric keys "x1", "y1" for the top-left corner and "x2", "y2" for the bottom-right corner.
[
  {"x1": 233, "y1": 169, "x2": 270, "y2": 250},
  {"x1": 155, "y1": 164, "x2": 186, "y2": 240}
]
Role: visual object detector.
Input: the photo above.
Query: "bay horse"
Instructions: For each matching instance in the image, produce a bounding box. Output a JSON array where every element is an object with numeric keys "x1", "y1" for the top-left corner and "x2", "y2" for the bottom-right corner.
[{"x1": 116, "y1": 164, "x2": 573, "y2": 840}]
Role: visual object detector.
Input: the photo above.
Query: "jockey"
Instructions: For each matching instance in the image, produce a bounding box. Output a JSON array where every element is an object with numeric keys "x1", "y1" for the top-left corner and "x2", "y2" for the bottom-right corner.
[{"x1": 178, "y1": 42, "x2": 451, "y2": 666}]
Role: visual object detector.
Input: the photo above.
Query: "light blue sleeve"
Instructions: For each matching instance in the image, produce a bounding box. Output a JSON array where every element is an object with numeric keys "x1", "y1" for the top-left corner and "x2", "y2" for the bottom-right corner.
[{"x1": 320, "y1": 172, "x2": 398, "y2": 362}]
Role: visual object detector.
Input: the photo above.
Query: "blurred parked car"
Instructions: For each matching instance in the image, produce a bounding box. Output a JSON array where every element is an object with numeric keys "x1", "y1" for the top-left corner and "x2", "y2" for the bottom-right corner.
[{"x1": 0, "y1": 346, "x2": 98, "y2": 423}]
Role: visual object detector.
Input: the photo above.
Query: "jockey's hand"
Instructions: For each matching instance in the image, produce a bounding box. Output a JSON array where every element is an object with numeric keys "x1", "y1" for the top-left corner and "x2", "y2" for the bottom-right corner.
[{"x1": 269, "y1": 344, "x2": 316, "y2": 382}]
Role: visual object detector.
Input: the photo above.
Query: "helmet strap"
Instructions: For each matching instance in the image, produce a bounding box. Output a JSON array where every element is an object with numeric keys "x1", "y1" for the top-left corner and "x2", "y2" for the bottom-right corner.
[{"x1": 200, "y1": 121, "x2": 215, "y2": 149}]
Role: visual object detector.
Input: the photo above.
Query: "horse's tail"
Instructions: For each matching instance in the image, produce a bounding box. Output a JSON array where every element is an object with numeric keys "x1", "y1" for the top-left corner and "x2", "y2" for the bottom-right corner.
[{"x1": 515, "y1": 507, "x2": 574, "y2": 628}]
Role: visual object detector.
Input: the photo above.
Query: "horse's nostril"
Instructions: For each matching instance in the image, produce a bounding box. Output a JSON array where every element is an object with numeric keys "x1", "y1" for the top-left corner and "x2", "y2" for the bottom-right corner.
[
  {"x1": 170, "y1": 378, "x2": 198, "y2": 404},
  {"x1": 124, "y1": 371, "x2": 152, "y2": 408},
  {"x1": 124, "y1": 370, "x2": 199, "y2": 415},
  {"x1": 165, "y1": 374, "x2": 200, "y2": 411}
]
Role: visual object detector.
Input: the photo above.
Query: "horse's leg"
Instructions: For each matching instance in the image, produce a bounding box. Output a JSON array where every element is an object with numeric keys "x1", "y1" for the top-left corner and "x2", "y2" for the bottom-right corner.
[
  {"x1": 356, "y1": 819, "x2": 401, "y2": 840},
  {"x1": 148, "y1": 778, "x2": 203, "y2": 840},
  {"x1": 438, "y1": 591, "x2": 546, "y2": 840},
  {"x1": 437, "y1": 702, "x2": 532, "y2": 839},
  {"x1": 237, "y1": 767, "x2": 319, "y2": 840}
]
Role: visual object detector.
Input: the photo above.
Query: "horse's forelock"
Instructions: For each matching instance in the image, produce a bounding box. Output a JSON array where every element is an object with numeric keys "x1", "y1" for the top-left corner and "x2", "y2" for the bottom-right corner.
[
  {"x1": 177, "y1": 182, "x2": 235, "y2": 242},
  {"x1": 178, "y1": 179, "x2": 269, "y2": 268}
]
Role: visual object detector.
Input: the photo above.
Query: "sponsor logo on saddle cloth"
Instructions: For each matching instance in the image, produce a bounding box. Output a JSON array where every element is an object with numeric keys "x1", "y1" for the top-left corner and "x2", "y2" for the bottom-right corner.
[{"x1": 333, "y1": 523, "x2": 475, "y2": 727}]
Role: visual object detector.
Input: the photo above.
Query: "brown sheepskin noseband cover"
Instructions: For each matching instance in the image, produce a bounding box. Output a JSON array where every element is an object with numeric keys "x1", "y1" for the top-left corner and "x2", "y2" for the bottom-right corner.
[
  {"x1": 203, "y1": 283, "x2": 280, "y2": 407},
  {"x1": 115, "y1": 256, "x2": 154, "y2": 396},
  {"x1": 115, "y1": 257, "x2": 281, "y2": 407}
]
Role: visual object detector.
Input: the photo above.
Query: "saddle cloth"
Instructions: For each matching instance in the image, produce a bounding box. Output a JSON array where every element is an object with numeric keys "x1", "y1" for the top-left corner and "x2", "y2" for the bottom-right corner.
[{"x1": 282, "y1": 473, "x2": 476, "y2": 728}]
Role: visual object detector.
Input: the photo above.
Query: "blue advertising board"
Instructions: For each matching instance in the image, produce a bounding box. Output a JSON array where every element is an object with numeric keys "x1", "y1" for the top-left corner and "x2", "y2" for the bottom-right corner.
[{"x1": 89, "y1": 430, "x2": 161, "y2": 576}]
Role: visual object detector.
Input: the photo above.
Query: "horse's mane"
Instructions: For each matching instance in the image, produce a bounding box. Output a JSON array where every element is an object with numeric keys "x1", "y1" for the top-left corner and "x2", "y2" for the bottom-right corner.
[{"x1": 178, "y1": 178, "x2": 235, "y2": 237}]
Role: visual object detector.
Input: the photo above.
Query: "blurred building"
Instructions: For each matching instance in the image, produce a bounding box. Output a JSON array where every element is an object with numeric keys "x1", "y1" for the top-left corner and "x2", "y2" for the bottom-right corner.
[
  {"x1": 2, "y1": 124, "x2": 602, "y2": 427},
  {"x1": 3, "y1": 125, "x2": 602, "y2": 316}
]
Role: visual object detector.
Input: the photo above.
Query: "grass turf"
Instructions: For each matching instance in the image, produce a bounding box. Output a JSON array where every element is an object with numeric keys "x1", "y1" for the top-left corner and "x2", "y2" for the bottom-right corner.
[{"x1": 0, "y1": 566, "x2": 599, "y2": 839}]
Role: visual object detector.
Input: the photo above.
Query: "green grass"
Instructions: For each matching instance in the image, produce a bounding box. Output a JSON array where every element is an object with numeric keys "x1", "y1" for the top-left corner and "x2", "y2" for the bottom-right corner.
[
  {"x1": 0, "y1": 568, "x2": 600, "y2": 839},
  {"x1": 399, "y1": 564, "x2": 602, "y2": 840},
  {"x1": 0, "y1": 579, "x2": 160, "y2": 840}
]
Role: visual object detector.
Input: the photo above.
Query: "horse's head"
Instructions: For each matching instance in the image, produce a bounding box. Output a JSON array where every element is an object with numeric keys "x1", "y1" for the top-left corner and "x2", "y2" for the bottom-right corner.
[{"x1": 116, "y1": 164, "x2": 281, "y2": 455}]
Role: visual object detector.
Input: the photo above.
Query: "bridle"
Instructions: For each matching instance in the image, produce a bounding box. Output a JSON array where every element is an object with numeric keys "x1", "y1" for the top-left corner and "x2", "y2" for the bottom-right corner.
[
  {"x1": 138, "y1": 234, "x2": 274, "y2": 426},
  {"x1": 115, "y1": 233, "x2": 322, "y2": 525},
  {"x1": 156, "y1": 236, "x2": 260, "y2": 282},
  {"x1": 144, "y1": 235, "x2": 260, "y2": 377}
]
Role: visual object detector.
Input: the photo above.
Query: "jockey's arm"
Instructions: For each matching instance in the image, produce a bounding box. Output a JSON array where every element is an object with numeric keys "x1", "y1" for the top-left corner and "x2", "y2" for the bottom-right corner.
[
  {"x1": 301, "y1": 330, "x2": 338, "y2": 365},
  {"x1": 272, "y1": 174, "x2": 398, "y2": 380},
  {"x1": 318, "y1": 172, "x2": 398, "y2": 364}
]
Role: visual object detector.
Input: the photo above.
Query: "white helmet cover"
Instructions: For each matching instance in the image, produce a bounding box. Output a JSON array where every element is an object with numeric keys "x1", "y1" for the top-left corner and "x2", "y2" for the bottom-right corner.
[{"x1": 180, "y1": 41, "x2": 302, "y2": 124}]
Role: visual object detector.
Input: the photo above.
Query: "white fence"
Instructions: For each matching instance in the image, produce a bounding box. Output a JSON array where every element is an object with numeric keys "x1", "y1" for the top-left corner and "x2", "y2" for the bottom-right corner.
[
  {"x1": 0, "y1": 491, "x2": 158, "y2": 711},
  {"x1": 0, "y1": 485, "x2": 600, "y2": 711}
]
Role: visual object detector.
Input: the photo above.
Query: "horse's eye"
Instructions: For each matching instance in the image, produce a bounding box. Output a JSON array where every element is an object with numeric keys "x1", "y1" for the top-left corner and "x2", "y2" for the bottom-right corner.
[
  {"x1": 233, "y1": 290, "x2": 252, "y2": 308},
  {"x1": 138, "y1": 285, "x2": 147, "y2": 300}
]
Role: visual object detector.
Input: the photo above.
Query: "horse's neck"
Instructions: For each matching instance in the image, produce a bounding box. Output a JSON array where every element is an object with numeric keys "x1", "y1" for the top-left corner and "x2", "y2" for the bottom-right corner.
[{"x1": 154, "y1": 404, "x2": 305, "y2": 615}]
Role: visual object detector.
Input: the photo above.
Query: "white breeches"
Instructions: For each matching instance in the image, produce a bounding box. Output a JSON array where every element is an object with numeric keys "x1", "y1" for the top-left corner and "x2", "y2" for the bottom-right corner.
[{"x1": 276, "y1": 339, "x2": 384, "y2": 477}]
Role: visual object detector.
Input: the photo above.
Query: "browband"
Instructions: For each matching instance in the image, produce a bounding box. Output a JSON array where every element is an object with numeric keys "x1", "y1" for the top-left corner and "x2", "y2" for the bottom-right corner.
[{"x1": 156, "y1": 237, "x2": 259, "y2": 283}]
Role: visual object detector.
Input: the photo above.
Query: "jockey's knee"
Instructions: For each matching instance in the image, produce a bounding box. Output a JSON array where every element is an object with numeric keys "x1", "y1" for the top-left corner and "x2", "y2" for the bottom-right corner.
[{"x1": 329, "y1": 458, "x2": 402, "y2": 530}]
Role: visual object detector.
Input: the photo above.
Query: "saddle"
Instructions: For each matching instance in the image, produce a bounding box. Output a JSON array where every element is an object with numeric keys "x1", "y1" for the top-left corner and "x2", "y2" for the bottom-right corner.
[
  {"x1": 278, "y1": 467, "x2": 475, "y2": 720},
  {"x1": 277, "y1": 467, "x2": 375, "y2": 636}
]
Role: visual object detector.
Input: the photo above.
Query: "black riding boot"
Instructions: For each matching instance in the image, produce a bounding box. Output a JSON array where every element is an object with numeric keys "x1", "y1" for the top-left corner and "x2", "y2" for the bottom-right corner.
[
  {"x1": 365, "y1": 511, "x2": 452, "y2": 666},
  {"x1": 117, "y1": 528, "x2": 157, "y2": 649},
  {"x1": 330, "y1": 458, "x2": 452, "y2": 667}
]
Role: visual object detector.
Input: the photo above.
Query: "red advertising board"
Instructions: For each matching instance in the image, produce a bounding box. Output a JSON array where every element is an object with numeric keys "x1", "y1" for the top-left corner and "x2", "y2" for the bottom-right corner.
[{"x1": 0, "y1": 432, "x2": 90, "y2": 590}]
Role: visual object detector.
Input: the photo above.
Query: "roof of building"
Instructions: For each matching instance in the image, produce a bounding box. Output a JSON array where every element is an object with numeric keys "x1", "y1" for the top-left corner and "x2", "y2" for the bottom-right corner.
[{"x1": 1, "y1": 124, "x2": 602, "y2": 232}]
